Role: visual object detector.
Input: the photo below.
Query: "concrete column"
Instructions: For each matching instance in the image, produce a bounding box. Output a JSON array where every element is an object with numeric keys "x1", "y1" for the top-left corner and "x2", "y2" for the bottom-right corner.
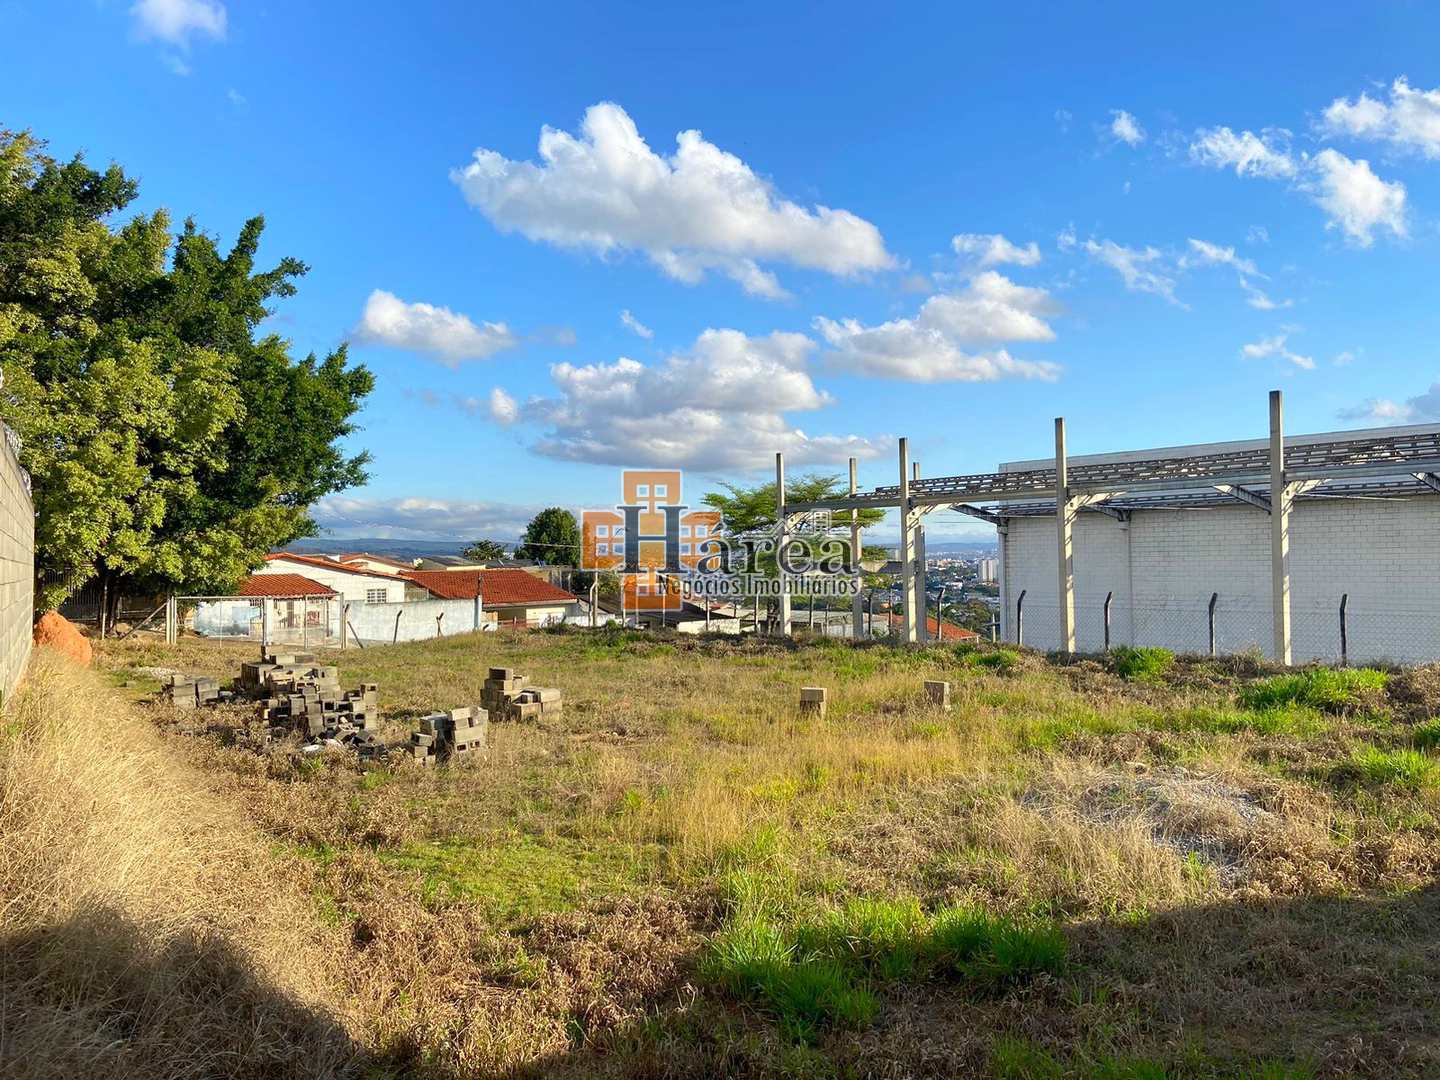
[
  {"x1": 849, "y1": 457, "x2": 864, "y2": 639},
  {"x1": 1270, "y1": 389, "x2": 1292, "y2": 665},
  {"x1": 897, "y1": 438, "x2": 917, "y2": 643},
  {"x1": 775, "y1": 452, "x2": 791, "y2": 637},
  {"x1": 1055, "y1": 417, "x2": 1076, "y2": 655},
  {"x1": 912, "y1": 461, "x2": 928, "y2": 642}
]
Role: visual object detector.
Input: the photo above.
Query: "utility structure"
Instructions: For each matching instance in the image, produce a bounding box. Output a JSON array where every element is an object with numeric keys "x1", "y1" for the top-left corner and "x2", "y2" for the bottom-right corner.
[{"x1": 778, "y1": 389, "x2": 1440, "y2": 663}]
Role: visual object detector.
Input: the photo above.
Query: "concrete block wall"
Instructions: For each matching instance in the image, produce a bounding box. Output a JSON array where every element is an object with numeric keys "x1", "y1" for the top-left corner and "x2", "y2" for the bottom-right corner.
[
  {"x1": 345, "y1": 597, "x2": 492, "y2": 644},
  {"x1": 0, "y1": 428, "x2": 34, "y2": 702},
  {"x1": 1001, "y1": 495, "x2": 1440, "y2": 664}
]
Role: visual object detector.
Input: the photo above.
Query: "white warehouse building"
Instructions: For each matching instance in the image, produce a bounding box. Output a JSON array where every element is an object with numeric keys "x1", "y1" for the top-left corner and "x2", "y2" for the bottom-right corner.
[{"x1": 997, "y1": 421, "x2": 1440, "y2": 665}]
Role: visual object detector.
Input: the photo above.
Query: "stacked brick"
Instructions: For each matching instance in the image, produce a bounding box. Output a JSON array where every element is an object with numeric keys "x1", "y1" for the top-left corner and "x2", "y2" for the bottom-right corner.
[
  {"x1": 239, "y1": 651, "x2": 381, "y2": 756},
  {"x1": 409, "y1": 706, "x2": 488, "y2": 766},
  {"x1": 481, "y1": 667, "x2": 562, "y2": 722},
  {"x1": 162, "y1": 673, "x2": 229, "y2": 709}
]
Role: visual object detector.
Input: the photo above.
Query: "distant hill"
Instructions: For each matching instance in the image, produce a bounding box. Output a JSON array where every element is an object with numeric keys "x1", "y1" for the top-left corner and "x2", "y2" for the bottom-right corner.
[{"x1": 281, "y1": 537, "x2": 501, "y2": 562}]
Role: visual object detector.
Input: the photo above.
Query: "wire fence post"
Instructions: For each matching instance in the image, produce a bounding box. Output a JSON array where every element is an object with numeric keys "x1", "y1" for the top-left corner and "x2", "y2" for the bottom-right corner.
[
  {"x1": 1339, "y1": 593, "x2": 1349, "y2": 667},
  {"x1": 1015, "y1": 589, "x2": 1026, "y2": 647},
  {"x1": 1103, "y1": 591, "x2": 1112, "y2": 651},
  {"x1": 1208, "y1": 592, "x2": 1219, "y2": 657}
]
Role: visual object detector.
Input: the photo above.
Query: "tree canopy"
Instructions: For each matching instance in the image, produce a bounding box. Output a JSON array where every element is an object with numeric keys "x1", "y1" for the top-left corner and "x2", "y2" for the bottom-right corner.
[
  {"x1": 701, "y1": 473, "x2": 885, "y2": 534},
  {"x1": 462, "y1": 539, "x2": 509, "y2": 561},
  {"x1": 0, "y1": 130, "x2": 373, "y2": 610},
  {"x1": 515, "y1": 508, "x2": 581, "y2": 567}
]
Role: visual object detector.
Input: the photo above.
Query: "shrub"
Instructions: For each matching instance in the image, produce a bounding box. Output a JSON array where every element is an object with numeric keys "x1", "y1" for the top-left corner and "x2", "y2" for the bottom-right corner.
[
  {"x1": 1241, "y1": 667, "x2": 1388, "y2": 713},
  {"x1": 1108, "y1": 646, "x2": 1174, "y2": 682}
]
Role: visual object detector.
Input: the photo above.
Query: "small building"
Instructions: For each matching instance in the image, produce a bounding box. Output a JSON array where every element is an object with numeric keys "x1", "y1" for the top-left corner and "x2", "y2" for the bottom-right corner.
[
  {"x1": 335, "y1": 552, "x2": 417, "y2": 574},
  {"x1": 256, "y1": 553, "x2": 413, "y2": 605},
  {"x1": 400, "y1": 568, "x2": 581, "y2": 626}
]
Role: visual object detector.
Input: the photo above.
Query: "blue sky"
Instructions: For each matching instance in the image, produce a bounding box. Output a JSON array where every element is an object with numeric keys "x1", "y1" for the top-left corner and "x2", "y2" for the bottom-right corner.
[{"x1": 9, "y1": 1, "x2": 1440, "y2": 541}]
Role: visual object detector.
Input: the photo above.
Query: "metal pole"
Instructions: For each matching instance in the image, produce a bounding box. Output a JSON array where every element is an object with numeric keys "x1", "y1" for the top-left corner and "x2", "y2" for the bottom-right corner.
[
  {"x1": 1016, "y1": 589, "x2": 1026, "y2": 647},
  {"x1": 260, "y1": 599, "x2": 269, "y2": 657},
  {"x1": 1339, "y1": 593, "x2": 1349, "y2": 666},
  {"x1": 341, "y1": 602, "x2": 350, "y2": 649},
  {"x1": 775, "y1": 452, "x2": 791, "y2": 638},
  {"x1": 1055, "y1": 417, "x2": 1076, "y2": 655},
  {"x1": 1208, "y1": 592, "x2": 1219, "y2": 657},
  {"x1": 393, "y1": 608, "x2": 403, "y2": 644},
  {"x1": 1270, "y1": 389, "x2": 1292, "y2": 665},
  {"x1": 1103, "y1": 590, "x2": 1112, "y2": 651}
]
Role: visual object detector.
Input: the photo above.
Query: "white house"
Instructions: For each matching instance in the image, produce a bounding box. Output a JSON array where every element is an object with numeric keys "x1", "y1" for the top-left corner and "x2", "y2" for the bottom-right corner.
[{"x1": 255, "y1": 553, "x2": 409, "y2": 606}]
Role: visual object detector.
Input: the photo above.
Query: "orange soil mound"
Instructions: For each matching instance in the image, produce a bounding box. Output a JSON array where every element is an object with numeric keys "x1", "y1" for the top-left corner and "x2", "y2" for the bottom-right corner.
[{"x1": 33, "y1": 612, "x2": 91, "y2": 667}]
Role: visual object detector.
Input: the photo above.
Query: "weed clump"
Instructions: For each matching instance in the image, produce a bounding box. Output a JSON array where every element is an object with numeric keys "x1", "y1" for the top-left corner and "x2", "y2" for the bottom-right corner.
[
  {"x1": 701, "y1": 896, "x2": 1066, "y2": 1041},
  {"x1": 1108, "y1": 646, "x2": 1175, "y2": 682},
  {"x1": 956, "y1": 644, "x2": 1021, "y2": 674},
  {"x1": 1241, "y1": 667, "x2": 1388, "y2": 714},
  {"x1": 1335, "y1": 746, "x2": 1436, "y2": 792}
]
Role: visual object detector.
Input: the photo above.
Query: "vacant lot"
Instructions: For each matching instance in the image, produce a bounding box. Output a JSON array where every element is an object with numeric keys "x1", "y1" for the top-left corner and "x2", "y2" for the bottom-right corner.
[{"x1": 23, "y1": 630, "x2": 1440, "y2": 1076}]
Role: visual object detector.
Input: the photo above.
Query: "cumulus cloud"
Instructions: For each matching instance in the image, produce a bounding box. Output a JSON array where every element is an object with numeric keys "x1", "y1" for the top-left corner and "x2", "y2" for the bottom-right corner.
[
  {"x1": 487, "y1": 387, "x2": 518, "y2": 425},
  {"x1": 1304, "y1": 148, "x2": 1407, "y2": 247},
  {"x1": 1189, "y1": 126, "x2": 1296, "y2": 178},
  {"x1": 814, "y1": 271, "x2": 1062, "y2": 383},
  {"x1": 951, "y1": 233, "x2": 1042, "y2": 267},
  {"x1": 1322, "y1": 77, "x2": 1440, "y2": 158},
  {"x1": 619, "y1": 309, "x2": 654, "y2": 339},
  {"x1": 451, "y1": 102, "x2": 894, "y2": 298},
  {"x1": 492, "y1": 329, "x2": 888, "y2": 470},
  {"x1": 1338, "y1": 384, "x2": 1440, "y2": 425},
  {"x1": 1110, "y1": 109, "x2": 1146, "y2": 147},
  {"x1": 1240, "y1": 331, "x2": 1314, "y2": 370},
  {"x1": 351, "y1": 289, "x2": 518, "y2": 366},
  {"x1": 1080, "y1": 238, "x2": 1182, "y2": 305},
  {"x1": 130, "y1": 0, "x2": 226, "y2": 46},
  {"x1": 311, "y1": 496, "x2": 543, "y2": 541}
]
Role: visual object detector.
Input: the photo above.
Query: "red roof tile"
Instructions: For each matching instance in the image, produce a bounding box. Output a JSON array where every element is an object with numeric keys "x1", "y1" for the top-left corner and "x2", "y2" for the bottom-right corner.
[
  {"x1": 239, "y1": 573, "x2": 337, "y2": 598},
  {"x1": 401, "y1": 568, "x2": 578, "y2": 606},
  {"x1": 264, "y1": 552, "x2": 403, "y2": 579},
  {"x1": 882, "y1": 613, "x2": 980, "y2": 641}
]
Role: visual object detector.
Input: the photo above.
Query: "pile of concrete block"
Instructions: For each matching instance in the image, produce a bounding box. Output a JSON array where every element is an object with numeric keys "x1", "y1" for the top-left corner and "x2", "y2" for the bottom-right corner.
[
  {"x1": 240, "y1": 652, "x2": 339, "y2": 698},
  {"x1": 261, "y1": 683, "x2": 380, "y2": 755},
  {"x1": 409, "y1": 706, "x2": 488, "y2": 766},
  {"x1": 162, "y1": 673, "x2": 230, "y2": 709},
  {"x1": 481, "y1": 667, "x2": 562, "y2": 722}
]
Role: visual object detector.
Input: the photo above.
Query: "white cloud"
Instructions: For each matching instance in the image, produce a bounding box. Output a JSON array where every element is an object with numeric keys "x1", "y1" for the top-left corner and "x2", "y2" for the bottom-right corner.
[
  {"x1": 311, "y1": 496, "x2": 543, "y2": 541},
  {"x1": 1247, "y1": 225, "x2": 1270, "y2": 245},
  {"x1": 488, "y1": 387, "x2": 518, "y2": 425},
  {"x1": 1055, "y1": 109, "x2": 1073, "y2": 133},
  {"x1": 619, "y1": 309, "x2": 654, "y2": 339},
  {"x1": 226, "y1": 88, "x2": 246, "y2": 108},
  {"x1": 1240, "y1": 331, "x2": 1314, "y2": 370},
  {"x1": 351, "y1": 289, "x2": 518, "y2": 366},
  {"x1": 814, "y1": 271, "x2": 1061, "y2": 383},
  {"x1": 1181, "y1": 237, "x2": 1261, "y2": 277},
  {"x1": 1339, "y1": 382, "x2": 1440, "y2": 425},
  {"x1": 1080, "y1": 238, "x2": 1182, "y2": 305},
  {"x1": 451, "y1": 102, "x2": 894, "y2": 298},
  {"x1": 1333, "y1": 350, "x2": 1357, "y2": 366},
  {"x1": 1322, "y1": 77, "x2": 1440, "y2": 158},
  {"x1": 1110, "y1": 109, "x2": 1146, "y2": 147},
  {"x1": 1056, "y1": 224, "x2": 1078, "y2": 252},
  {"x1": 130, "y1": 0, "x2": 226, "y2": 46},
  {"x1": 1239, "y1": 278, "x2": 1292, "y2": 310},
  {"x1": 495, "y1": 329, "x2": 887, "y2": 470},
  {"x1": 1189, "y1": 126, "x2": 1296, "y2": 179},
  {"x1": 1304, "y1": 148, "x2": 1406, "y2": 247},
  {"x1": 951, "y1": 233, "x2": 1042, "y2": 267}
]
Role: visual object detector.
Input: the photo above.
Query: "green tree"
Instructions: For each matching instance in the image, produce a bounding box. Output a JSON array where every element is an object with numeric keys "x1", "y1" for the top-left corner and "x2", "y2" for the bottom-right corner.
[
  {"x1": 0, "y1": 130, "x2": 372, "y2": 611},
  {"x1": 462, "y1": 538, "x2": 509, "y2": 561},
  {"x1": 702, "y1": 473, "x2": 887, "y2": 567},
  {"x1": 515, "y1": 507, "x2": 581, "y2": 566}
]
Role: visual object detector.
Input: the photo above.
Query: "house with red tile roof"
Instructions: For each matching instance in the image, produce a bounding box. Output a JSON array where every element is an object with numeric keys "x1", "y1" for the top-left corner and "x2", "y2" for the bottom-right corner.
[
  {"x1": 401, "y1": 568, "x2": 581, "y2": 626},
  {"x1": 238, "y1": 572, "x2": 336, "y2": 598},
  {"x1": 256, "y1": 553, "x2": 414, "y2": 606}
]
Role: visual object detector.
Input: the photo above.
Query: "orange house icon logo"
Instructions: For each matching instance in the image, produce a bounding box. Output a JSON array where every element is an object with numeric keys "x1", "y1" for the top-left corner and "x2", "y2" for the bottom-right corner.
[{"x1": 581, "y1": 469, "x2": 721, "y2": 611}]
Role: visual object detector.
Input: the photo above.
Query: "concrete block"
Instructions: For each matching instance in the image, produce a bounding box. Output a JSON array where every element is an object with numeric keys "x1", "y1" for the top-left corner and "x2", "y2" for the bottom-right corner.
[
  {"x1": 924, "y1": 680, "x2": 952, "y2": 711},
  {"x1": 799, "y1": 686, "x2": 828, "y2": 717},
  {"x1": 488, "y1": 667, "x2": 514, "y2": 681}
]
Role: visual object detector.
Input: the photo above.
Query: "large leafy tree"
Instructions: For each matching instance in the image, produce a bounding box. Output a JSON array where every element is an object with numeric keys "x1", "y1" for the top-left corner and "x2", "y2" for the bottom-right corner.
[
  {"x1": 702, "y1": 473, "x2": 887, "y2": 561},
  {"x1": 515, "y1": 507, "x2": 581, "y2": 567},
  {"x1": 462, "y1": 539, "x2": 509, "y2": 561},
  {"x1": 0, "y1": 130, "x2": 372, "y2": 611}
]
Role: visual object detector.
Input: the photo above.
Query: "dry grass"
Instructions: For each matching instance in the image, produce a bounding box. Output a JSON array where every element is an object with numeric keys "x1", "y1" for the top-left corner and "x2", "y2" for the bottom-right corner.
[
  {"x1": 0, "y1": 649, "x2": 361, "y2": 1079},
  {"x1": 52, "y1": 629, "x2": 1440, "y2": 1077}
]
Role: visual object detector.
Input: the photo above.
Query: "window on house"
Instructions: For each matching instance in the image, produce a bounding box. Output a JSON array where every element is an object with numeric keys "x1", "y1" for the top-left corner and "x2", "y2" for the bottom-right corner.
[{"x1": 365, "y1": 588, "x2": 387, "y2": 604}]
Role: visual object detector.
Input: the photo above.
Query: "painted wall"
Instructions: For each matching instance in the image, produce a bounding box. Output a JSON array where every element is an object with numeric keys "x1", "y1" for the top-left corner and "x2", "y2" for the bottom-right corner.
[
  {"x1": 0, "y1": 429, "x2": 33, "y2": 701},
  {"x1": 1001, "y1": 496, "x2": 1440, "y2": 664},
  {"x1": 345, "y1": 597, "x2": 492, "y2": 644},
  {"x1": 255, "y1": 558, "x2": 407, "y2": 605}
]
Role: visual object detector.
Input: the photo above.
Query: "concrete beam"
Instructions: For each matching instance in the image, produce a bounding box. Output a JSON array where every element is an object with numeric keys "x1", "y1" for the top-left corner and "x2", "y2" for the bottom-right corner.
[
  {"x1": 1414, "y1": 471, "x2": 1440, "y2": 494},
  {"x1": 1270, "y1": 390, "x2": 1292, "y2": 665},
  {"x1": 951, "y1": 503, "x2": 1004, "y2": 526},
  {"x1": 1056, "y1": 416, "x2": 1076, "y2": 655},
  {"x1": 913, "y1": 461, "x2": 927, "y2": 642},
  {"x1": 775, "y1": 452, "x2": 791, "y2": 638},
  {"x1": 1214, "y1": 483, "x2": 1271, "y2": 513},
  {"x1": 850, "y1": 457, "x2": 864, "y2": 639},
  {"x1": 897, "y1": 439, "x2": 918, "y2": 643}
]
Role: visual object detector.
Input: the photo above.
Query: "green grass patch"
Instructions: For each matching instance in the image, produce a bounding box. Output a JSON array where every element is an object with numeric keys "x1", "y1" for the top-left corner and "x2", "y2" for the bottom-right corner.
[
  {"x1": 1108, "y1": 646, "x2": 1174, "y2": 682},
  {"x1": 957, "y1": 644, "x2": 1022, "y2": 674},
  {"x1": 702, "y1": 896, "x2": 1066, "y2": 1042},
  {"x1": 376, "y1": 833, "x2": 644, "y2": 922},
  {"x1": 1159, "y1": 705, "x2": 1329, "y2": 738},
  {"x1": 1412, "y1": 718, "x2": 1440, "y2": 752},
  {"x1": 1241, "y1": 667, "x2": 1388, "y2": 713},
  {"x1": 1339, "y1": 746, "x2": 1436, "y2": 792},
  {"x1": 987, "y1": 1037, "x2": 1315, "y2": 1080}
]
